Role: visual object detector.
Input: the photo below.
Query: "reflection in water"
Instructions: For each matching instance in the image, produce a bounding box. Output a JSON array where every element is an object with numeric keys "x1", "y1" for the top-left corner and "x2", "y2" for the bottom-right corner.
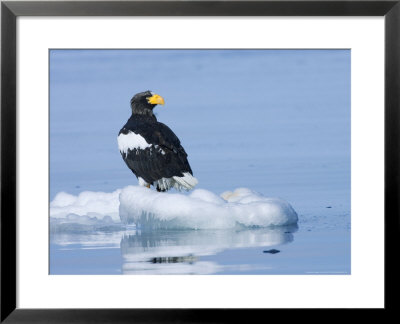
[
  {"x1": 50, "y1": 225, "x2": 298, "y2": 275},
  {"x1": 120, "y1": 225, "x2": 298, "y2": 274}
]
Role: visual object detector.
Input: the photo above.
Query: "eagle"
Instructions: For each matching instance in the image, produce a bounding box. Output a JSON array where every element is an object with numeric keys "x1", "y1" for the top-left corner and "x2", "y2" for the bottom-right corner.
[{"x1": 118, "y1": 91, "x2": 198, "y2": 192}]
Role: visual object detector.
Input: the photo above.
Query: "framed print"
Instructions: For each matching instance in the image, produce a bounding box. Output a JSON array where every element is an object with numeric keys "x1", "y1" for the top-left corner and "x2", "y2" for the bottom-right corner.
[{"x1": 1, "y1": 0, "x2": 399, "y2": 322}]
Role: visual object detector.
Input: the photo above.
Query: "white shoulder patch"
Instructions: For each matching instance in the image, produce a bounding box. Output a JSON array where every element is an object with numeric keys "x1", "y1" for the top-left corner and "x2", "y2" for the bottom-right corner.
[{"x1": 118, "y1": 131, "x2": 151, "y2": 154}]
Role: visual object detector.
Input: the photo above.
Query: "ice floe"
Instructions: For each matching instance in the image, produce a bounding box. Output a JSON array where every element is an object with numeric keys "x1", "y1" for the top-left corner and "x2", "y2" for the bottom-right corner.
[
  {"x1": 50, "y1": 186, "x2": 298, "y2": 231},
  {"x1": 119, "y1": 186, "x2": 298, "y2": 230},
  {"x1": 50, "y1": 190, "x2": 122, "y2": 232},
  {"x1": 50, "y1": 190, "x2": 121, "y2": 221}
]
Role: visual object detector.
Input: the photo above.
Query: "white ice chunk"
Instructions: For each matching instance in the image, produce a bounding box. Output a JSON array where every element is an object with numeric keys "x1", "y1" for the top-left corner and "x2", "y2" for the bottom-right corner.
[
  {"x1": 119, "y1": 186, "x2": 298, "y2": 230},
  {"x1": 50, "y1": 189, "x2": 121, "y2": 221},
  {"x1": 50, "y1": 186, "x2": 298, "y2": 231}
]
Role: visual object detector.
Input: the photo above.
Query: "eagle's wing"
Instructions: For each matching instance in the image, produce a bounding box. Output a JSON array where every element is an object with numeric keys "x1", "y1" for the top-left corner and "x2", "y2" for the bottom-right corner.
[{"x1": 153, "y1": 122, "x2": 193, "y2": 173}]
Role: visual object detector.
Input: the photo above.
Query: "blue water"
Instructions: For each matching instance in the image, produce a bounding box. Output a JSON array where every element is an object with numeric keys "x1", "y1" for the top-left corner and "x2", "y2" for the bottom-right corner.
[{"x1": 49, "y1": 49, "x2": 350, "y2": 275}]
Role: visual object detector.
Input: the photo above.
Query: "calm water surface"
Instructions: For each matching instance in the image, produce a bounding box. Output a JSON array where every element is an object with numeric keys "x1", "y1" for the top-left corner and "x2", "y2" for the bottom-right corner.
[{"x1": 50, "y1": 219, "x2": 350, "y2": 275}]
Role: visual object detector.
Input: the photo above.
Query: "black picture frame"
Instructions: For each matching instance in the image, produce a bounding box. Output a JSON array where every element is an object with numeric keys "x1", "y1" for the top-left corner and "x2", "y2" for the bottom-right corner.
[{"x1": 1, "y1": 0, "x2": 399, "y2": 322}]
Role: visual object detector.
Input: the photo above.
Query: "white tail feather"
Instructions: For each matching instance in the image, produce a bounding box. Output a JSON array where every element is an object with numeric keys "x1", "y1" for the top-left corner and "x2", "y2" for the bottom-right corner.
[
  {"x1": 151, "y1": 174, "x2": 198, "y2": 191},
  {"x1": 173, "y1": 173, "x2": 198, "y2": 190}
]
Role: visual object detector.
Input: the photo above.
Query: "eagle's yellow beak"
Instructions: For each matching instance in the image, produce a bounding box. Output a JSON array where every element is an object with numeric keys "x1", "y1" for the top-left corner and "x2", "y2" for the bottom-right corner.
[{"x1": 147, "y1": 94, "x2": 165, "y2": 105}]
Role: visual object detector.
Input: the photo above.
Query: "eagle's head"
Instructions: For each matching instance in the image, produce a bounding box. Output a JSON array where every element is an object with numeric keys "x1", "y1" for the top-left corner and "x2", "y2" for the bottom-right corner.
[{"x1": 130, "y1": 91, "x2": 165, "y2": 116}]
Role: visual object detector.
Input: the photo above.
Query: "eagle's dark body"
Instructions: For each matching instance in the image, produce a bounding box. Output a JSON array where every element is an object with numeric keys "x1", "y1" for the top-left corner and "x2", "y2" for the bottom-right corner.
[{"x1": 118, "y1": 91, "x2": 197, "y2": 191}]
